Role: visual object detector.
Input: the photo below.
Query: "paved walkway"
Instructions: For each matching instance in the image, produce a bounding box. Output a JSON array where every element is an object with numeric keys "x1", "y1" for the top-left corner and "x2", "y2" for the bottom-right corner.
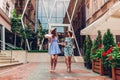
[{"x1": 0, "y1": 62, "x2": 112, "y2": 80}]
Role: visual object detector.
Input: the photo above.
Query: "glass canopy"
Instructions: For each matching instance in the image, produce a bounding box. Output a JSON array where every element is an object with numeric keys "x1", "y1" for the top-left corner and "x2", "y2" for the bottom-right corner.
[{"x1": 38, "y1": 0, "x2": 70, "y2": 32}]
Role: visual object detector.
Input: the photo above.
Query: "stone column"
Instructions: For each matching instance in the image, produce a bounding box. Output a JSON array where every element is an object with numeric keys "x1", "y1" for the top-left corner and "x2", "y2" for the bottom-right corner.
[
  {"x1": 0, "y1": 24, "x2": 1, "y2": 50},
  {"x1": 0, "y1": 24, "x2": 5, "y2": 50}
]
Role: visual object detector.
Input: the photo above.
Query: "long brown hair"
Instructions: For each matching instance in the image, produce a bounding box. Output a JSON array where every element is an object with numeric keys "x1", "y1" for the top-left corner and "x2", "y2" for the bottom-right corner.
[
  {"x1": 51, "y1": 29, "x2": 57, "y2": 38},
  {"x1": 65, "y1": 31, "x2": 72, "y2": 37}
]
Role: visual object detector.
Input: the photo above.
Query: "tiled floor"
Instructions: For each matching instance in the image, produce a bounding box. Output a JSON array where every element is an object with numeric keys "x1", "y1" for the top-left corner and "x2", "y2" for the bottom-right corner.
[
  {"x1": 0, "y1": 62, "x2": 112, "y2": 80},
  {"x1": 0, "y1": 63, "x2": 38, "y2": 80}
]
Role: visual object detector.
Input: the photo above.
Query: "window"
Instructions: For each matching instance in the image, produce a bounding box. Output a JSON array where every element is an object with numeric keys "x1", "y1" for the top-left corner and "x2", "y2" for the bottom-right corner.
[
  {"x1": 102, "y1": 0, "x2": 109, "y2": 5},
  {"x1": 94, "y1": 0, "x2": 98, "y2": 12},
  {"x1": 6, "y1": 3, "x2": 9, "y2": 16},
  {"x1": 86, "y1": 4, "x2": 90, "y2": 20}
]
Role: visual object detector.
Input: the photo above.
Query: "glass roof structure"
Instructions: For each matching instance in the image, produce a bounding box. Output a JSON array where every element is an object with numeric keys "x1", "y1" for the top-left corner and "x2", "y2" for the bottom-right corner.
[{"x1": 38, "y1": 0, "x2": 70, "y2": 32}]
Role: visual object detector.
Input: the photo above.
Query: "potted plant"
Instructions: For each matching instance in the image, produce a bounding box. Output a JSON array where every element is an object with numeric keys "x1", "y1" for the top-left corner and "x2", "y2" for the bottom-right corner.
[
  {"x1": 91, "y1": 31, "x2": 102, "y2": 60},
  {"x1": 91, "y1": 31, "x2": 105, "y2": 75},
  {"x1": 104, "y1": 44, "x2": 120, "y2": 80},
  {"x1": 84, "y1": 35, "x2": 92, "y2": 69},
  {"x1": 102, "y1": 29, "x2": 115, "y2": 77}
]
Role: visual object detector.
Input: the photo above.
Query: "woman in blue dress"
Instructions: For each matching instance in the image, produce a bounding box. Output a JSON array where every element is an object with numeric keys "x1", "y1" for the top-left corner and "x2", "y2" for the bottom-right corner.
[
  {"x1": 48, "y1": 28, "x2": 61, "y2": 72},
  {"x1": 64, "y1": 31, "x2": 73, "y2": 72}
]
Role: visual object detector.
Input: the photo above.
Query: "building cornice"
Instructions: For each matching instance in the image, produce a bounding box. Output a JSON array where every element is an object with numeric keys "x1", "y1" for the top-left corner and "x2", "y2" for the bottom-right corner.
[{"x1": 0, "y1": 8, "x2": 11, "y2": 25}]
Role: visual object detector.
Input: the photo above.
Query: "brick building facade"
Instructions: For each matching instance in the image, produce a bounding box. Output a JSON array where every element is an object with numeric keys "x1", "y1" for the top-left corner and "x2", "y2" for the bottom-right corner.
[
  {"x1": 15, "y1": 0, "x2": 36, "y2": 30},
  {"x1": 0, "y1": 0, "x2": 15, "y2": 31},
  {"x1": 0, "y1": 0, "x2": 15, "y2": 50}
]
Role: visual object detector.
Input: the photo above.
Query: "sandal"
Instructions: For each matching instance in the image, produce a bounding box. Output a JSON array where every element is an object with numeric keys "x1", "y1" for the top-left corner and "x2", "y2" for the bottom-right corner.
[{"x1": 67, "y1": 68, "x2": 71, "y2": 73}]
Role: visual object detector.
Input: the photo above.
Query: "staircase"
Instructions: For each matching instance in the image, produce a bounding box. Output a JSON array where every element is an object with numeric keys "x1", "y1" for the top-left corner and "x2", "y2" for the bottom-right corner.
[
  {"x1": 0, "y1": 53, "x2": 22, "y2": 68},
  {"x1": 0, "y1": 40, "x2": 23, "y2": 68}
]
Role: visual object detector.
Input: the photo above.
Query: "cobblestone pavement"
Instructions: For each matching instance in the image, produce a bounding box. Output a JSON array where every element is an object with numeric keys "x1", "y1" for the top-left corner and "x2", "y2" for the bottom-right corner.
[
  {"x1": 0, "y1": 63, "x2": 39, "y2": 80},
  {"x1": 0, "y1": 62, "x2": 112, "y2": 80}
]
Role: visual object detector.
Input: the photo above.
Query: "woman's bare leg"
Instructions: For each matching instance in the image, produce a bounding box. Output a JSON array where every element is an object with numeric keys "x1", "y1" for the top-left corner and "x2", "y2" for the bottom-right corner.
[
  {"x1": 65, "y1": 56, "x2": 69, "y2": 72},
  {"x1": 53, "y1": 54, "x2": 58, "y2": 70},
  {"x1": 68, "y1": 56, "x2": 72, "y2": 72},
  {"x1": 50, "y1": 55, "x2": 55, "y2": 71}
]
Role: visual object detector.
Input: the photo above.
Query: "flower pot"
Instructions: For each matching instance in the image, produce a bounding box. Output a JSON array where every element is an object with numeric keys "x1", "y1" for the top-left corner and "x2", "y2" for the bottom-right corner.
[
  {"x1": 92, "y1": 59, "x2": 108, "y2": 75},
  {"x1": 112, "y1": 67, "x2": 120, "y2": 80}
]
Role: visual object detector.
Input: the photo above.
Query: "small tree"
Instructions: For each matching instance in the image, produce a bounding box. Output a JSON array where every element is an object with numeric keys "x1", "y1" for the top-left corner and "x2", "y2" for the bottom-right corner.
[
  {"x1": 36, "y1": 27, "x2": 48, "y2": 50},
  {"x1": 19, "y1": 28, "x2": 26, "y2": 48},
  {"x1": 91, "y1": 31, "x2": 103, "y2": 60},
  {"x1": 103, "y1": 29, "x2": 115, "y2": 51},
  {"x1": 19, "y1": 25, "x2": 33, "y2": 49},
  {"x1": 11, "y1": 10, "x2": 21, "y2": 47},
  {"x1": 102, "y1": 29, "x2": 115, "y2": 76},
  {"x1": 96, "y1": 31, "x2": 102, "y2": 48},
  {"x1": 91, "y1": 31, "x2": 102, "y2": 53},
  {"x1": 84, "y1": 35, "x2": 92, "y2": 69}
]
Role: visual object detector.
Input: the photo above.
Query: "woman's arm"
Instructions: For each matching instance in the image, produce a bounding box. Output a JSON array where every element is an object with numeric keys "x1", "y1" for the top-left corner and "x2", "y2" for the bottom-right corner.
[
  {"x1": 48, "y1": 37, "x2": 52, "y2": 43},
  {"x1": 72, "y1": 38, "x2": 74, "y2": 44},
  {"x1": 58, "y1": 38, "x2": 66, "y2": 46},
  {"x1": 72, "y1": 38, "x2": 75, "y2": 49},
  {"x1": 58, "y1": 42, "x2": 66, "y2": 46}
]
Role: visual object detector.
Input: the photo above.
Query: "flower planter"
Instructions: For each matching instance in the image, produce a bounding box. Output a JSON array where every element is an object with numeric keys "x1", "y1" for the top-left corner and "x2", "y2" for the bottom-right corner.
[
  {"x1": 112, "y1": 67, "x2": 120, "y2": 80},
  {"x1": 92, "y1": 59, "x2": 108, "y2": 75}
]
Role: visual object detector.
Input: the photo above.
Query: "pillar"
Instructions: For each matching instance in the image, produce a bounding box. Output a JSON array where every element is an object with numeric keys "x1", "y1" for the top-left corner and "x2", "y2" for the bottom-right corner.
[{"x1": 0, "y1": 24, "x2": 5, "y2": 50}]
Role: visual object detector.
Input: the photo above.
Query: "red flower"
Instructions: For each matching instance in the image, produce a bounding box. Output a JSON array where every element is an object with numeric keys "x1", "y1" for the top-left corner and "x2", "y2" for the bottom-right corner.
[
  {"x1": 109, "y1": 47, "x2": 113, "y2": 50},
  {"x1": 98, "y1": 44, "x2": 102, "y2": 49},
  {"x1": 92, "y1": 50, "x2": 96, "y2": 53},
  {"x1": 107, "y1": 47, "x2": 113, "y2": 54},
  {"x1": 102, "y1": 52, "x2": 107, "y2": 57},
  {"x1": 108, "y1": 55, "x2": 113, "y2": 60},
  {"x1": 118, "y1": 48, "x2": 120, "y2": 52},
  {"x1": 107, "y1": 49, "x2": 112, "y2": 54},
  {"x1": 118, "y1": 43, "x2": 120, "y2": 47}
]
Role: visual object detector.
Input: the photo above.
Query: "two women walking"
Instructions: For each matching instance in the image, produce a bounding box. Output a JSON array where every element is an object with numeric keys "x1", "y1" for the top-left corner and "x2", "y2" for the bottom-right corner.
[{"x1": 46, "y1": 28, "x2": 74, "y2": 73}]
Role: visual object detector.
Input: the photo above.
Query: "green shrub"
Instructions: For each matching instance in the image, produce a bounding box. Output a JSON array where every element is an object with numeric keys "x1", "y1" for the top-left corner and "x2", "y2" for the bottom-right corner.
[
  {"x1": 103, "y1": 29, "x2": 115, "y2": 51},
  {"x1": 84, "y1": 35, "x2": 92, "y2": 69},
  {"x1": 102, "y1": 29, "x2": 115, "y2": 68},
  {"x1": 28, "y1": 50, "x2": 48, "y2": 53},
  {"x1": 91, "y1": 48, "x2": 104, "y2": 60},
  {"x1": 12, "y1": 47, "x2": 23, "y2": 50},
  {"x1": 91, "y1": 31, "x2": 103, "y2": 60}
]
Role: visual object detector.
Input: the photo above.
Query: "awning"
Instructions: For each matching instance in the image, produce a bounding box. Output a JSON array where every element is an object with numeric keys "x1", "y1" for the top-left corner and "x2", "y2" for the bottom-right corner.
[{"x1": 81, "y1": 1, "x2": 120, "y2": 35}]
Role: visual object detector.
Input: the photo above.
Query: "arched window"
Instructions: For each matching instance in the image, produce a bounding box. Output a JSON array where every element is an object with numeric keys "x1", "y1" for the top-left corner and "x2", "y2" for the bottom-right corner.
[
  {"x1": 6, "y1": 3, "x2": 10, "y2": 16},
  {"x1": 94, "y1": 0, "x2": 98, "y2": 12},
  {"x1": 86, "y1": 4, "x2": 90, "y2": 20},
  {"x1": 102, "y1": 0, "x2": 109, "y2": 5}
]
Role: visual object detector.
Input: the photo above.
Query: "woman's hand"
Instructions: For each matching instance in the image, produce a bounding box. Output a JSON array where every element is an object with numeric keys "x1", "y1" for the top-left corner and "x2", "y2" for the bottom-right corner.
[{"x1": 58, "y1": 42, "x2": 66, "y2": 46}]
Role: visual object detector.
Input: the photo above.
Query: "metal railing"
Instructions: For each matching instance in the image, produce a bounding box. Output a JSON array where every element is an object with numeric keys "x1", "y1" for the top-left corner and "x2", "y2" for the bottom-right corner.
[{"x1": 0, "y1": 40, "x2": 17, "y2": 63}]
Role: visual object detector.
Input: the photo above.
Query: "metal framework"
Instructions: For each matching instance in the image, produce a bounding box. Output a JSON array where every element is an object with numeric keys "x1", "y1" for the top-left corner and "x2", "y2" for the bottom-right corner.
[
  {"x1": 41, "y1": 0, "x2": 81, "y2": 56},
  {"x1": 21, "y1": 0, "x2": 81, "y2": 55},
  {"x1": 21, "y1": 0, "x2": 30, "y2": 50},
  {"x1": 48, "y1": 23, "x2": 71, "y2": 32},
  {"x1": 63, "y1": 0, "x2": 81, "y2": 56}
]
